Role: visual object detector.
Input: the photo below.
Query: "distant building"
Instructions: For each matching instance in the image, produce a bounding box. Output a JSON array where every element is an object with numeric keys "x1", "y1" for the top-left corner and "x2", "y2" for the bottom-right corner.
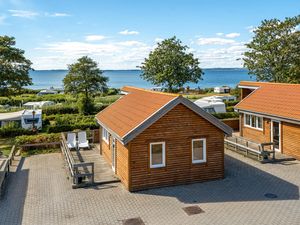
[{"x1": 214, "y1": 86, "x2": 231, "y2": 94}]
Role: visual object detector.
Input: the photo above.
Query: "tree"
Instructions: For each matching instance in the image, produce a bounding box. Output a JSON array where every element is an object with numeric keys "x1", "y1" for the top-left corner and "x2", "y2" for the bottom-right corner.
[
  {"x1": 63, "y1": 56, "x2": 108, "y2": 99},
  {"x1": 140, "y1": 36, "x2": 203, "y2": 92},
  {"x1": 243, "y1": 15, "x2": 300, "y2": 83},
  {"x1": 0, "y1": 36, "x2": 33, "y2": 96}
]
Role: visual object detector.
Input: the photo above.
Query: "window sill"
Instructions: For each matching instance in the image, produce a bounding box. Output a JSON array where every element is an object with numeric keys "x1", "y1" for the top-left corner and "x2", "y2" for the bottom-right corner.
[
  {"x1": 192, "y1": 160, "x2": 207, "y2": 164},
  {"x1": 150, "y1": 164, "x2": 165, "y2": 169},
  {"x1": 244, "y1": 125, "x2": 263, "y2": 131}
]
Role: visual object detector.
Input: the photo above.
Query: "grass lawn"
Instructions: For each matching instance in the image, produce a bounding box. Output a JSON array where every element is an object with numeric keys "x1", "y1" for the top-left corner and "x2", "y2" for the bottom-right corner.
[{"x1": 0, "y1": 137, "x2": 15, "y2": 157}]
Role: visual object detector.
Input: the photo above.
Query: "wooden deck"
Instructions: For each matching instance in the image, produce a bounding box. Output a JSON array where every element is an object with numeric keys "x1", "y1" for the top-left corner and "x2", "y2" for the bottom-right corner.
[{"x1": 70, "y1": 146, "x2": 120, "y2": 185}]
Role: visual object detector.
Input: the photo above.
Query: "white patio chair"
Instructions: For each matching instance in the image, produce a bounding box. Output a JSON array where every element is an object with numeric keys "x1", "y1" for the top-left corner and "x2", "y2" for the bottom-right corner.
[
  {"x1": 78, "y1": 131, "x2": 89, "y2": 149},
  {"x1": 67, "y1": 132, "x2": 77, "y2": 149}
]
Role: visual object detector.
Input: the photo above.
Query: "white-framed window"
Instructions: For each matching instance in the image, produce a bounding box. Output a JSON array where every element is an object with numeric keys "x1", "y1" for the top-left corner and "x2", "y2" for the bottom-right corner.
[
  {"x1": 150, "y1": 142, "x2": 165, "y2": 168},
  {"x1": 102, "y1": 127, "x2": 109, "y2": 144},
  {"x1": 192, "y1": 138, "x2": 207, "y2": 164},
  {"x1": 244, "y1": 113, "x2": 263, "y2": 130}
]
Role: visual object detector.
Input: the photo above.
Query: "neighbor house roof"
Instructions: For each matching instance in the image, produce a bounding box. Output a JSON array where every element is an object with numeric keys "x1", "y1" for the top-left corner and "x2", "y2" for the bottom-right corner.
[
  {"x1": 235, "y1": 81, "x2": 300, "y2": 122},
  {"x1": 96, "y1": 86, "x2": 232, "y2": 144}
]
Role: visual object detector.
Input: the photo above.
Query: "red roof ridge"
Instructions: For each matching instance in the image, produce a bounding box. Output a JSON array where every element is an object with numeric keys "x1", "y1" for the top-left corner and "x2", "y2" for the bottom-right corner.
[
  {"x1": 122, "y1": 86, "x2": 180, "y2": 97},
  {"x1": 240, "y1": 81, "x2": 300, "y2": 87}
]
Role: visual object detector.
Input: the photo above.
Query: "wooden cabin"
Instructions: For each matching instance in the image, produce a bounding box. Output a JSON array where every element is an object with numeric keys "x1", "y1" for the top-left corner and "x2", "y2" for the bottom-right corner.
[
  {"x1": 236, "y1": 81, "x2": 300, "y2": 160},
  {"x1": 96, "y1": 86, "x2": 232, "y2": 191}
]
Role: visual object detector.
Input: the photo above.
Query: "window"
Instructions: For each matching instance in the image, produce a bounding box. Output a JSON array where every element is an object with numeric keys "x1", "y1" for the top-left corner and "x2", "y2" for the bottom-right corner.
[
  {"x1": 244, "y1": 113, "x2": 263, "y2": 130},
  {"x1": 24, "y1": 118, "x2": 39, "y2": 124},
  {"x1": 102, "y1": 127, "x2": 109, "y2": 144},
  {"x1": 192, "y1": 138, "x2": 206, "y2": 164},
  {"x1": 150, "y1": 142, "x2": 165, "y2": 168}
]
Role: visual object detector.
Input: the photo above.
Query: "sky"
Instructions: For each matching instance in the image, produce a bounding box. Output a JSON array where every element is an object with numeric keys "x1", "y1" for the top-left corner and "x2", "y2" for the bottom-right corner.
[{"x1": 0, "y1": 0, "x2": 299, "y2": 70}]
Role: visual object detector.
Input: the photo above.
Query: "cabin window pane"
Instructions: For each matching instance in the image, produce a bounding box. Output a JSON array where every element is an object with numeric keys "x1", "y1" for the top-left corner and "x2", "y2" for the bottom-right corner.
[
  {"x1": 150, "y1": 142, "x2": 165, "y2": 168},
  {"x1": 257, "y1": 117, "x2": 263, "y2": 129},
  {"x1": 102, "y1": 127, "x2": 109, "y2": 144},
  {"x1": 192, "y1": 138, "x2": 206, "y2": 163},
  {"x1": 245, "y1": 114, "x2": 251, "y2": 126},
  {"x1": 251, "y1": 115, "x2": 256, "y2": 127}
]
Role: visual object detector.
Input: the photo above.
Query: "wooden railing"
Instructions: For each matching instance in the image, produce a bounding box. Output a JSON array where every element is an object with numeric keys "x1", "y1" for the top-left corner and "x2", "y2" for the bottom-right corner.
[
  {"x1": 0, "y1": 145, "x2": 17, "y2": 196},
  {"x1": 60, "y1": 133, "x2": 94, "y2": 188},
  {"x1": 225, "y1": 136, "x2": 276, "y2": 161}
]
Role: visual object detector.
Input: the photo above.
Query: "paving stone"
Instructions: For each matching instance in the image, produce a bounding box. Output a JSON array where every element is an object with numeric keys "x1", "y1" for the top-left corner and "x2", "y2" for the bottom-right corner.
[{"x1": 0, "y1": 150, "x2": 299, "y2": 225}]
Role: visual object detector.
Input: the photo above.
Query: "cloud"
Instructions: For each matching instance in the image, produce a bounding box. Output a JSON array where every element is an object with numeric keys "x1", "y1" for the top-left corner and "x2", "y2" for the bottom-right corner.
[
  {"x1": 85, "y1": 35, "x2": 107, "y2": 41},
  {"x1": 33, "y1": 40, "x2": 152, "y2": 69},
  {"x1": 246, "y1": 25, "x2": 256, "y2": 33},
  {"x1": 0, "y1": 15, "x2": 6, "y2": 25},
  {"x1": 119, "y1": 29, "x2": 139, "y2": 35},
  {"x1": 8, "y1": 9, "x2": 39, "y2": 18},
  {"x1": 196, "y1": 37, "x2": 236, "y2": 45},
  {"x1": 154, "y1": 37, "x2": 164, "y2": 43},
  {"x1": 46, "y1": 12, "x2": 70, "y2": 17},
  {"x1": 225, "y1": 32, "x2": 240, "y2": 38},
  {"x1": 216, "y1": 33, "x2": 223, "y2": 36},
  {"x1": 195, "y1": 44, "x2": 247, "y2": 68}
]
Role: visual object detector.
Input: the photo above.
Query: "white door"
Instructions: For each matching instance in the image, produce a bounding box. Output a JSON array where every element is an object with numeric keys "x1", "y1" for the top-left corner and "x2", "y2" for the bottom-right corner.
[
  {"x1": 111, "y1": 138, "x2": 116, "y2": 172},
  {"x1": 271, "y1": 120, "x2": 281, "y2": 152}
]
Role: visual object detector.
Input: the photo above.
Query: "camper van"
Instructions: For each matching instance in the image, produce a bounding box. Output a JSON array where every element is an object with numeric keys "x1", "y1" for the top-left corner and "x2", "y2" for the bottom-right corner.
[
  {"x1": 0, "y1": 110, "x2": 42, "y2": 130},
  {"x1": 194, "y1": 98, "x2": 226, "y2": 113},
  {"x1": 21, "y1": 110, "x2": 42, "y2": 130}
]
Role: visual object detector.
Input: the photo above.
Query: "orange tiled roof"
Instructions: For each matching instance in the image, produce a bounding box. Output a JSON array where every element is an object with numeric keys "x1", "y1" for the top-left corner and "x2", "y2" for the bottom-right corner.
[
  {"x1": 236, "y1": 81, "x2": 300, "y2": 121},
  {"x1": 96, "y1": 86, "x2": 178, "y2": 139}
]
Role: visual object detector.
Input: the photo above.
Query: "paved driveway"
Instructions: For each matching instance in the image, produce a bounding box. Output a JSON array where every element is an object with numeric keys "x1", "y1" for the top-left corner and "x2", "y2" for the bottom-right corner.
[{"x1": 0, "y1": 150, "x2": 300, "y2": 225}]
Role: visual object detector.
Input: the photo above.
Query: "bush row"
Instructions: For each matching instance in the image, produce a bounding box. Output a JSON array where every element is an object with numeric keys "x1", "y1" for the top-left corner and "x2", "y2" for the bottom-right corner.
[
  {"x1": 212, "y1": 112, "x2": 239, "y2": 119},
  {"x1": 15, "y1": 133, "x2": 61, "y2": 145},
  {"x1": 224, "y1": 100, "x2": 239, "y2": 107},
  {"x1": 0, "y1": 94, "x2": 74, "y2": 106},
  {"x1": 0, "y1": 127, "x2": 35, "y2": 137},
  {"x1": 42, "y1": 103, "x2": 108, "y2": 115}
]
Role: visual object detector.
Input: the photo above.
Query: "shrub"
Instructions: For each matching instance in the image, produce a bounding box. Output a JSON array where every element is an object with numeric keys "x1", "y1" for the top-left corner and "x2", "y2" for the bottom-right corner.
[
  {"x1": 224, "y1": 100, "x2": 239, "y2": 107},
  {"x1": 107, "y1": 88, "x2": 119, "y2": 95},
  {"x1": 212, "y1": 112, "x2": 239, "y2": 119},
  {"x1": 43, "y1": 104, "x2": 79, "y2": 115},
  {"x1": 226, "y1": 106, "x2": 235, "y2": 112},
  {"x1": 0, "y1": 127, "x2": 34, "y2": 137},
  {"x1": 15, "y1": 133, "x2": 61, "y2": 145},
  {"x1": 78, "y1": 96, "x2": 95, "y2": 115}
]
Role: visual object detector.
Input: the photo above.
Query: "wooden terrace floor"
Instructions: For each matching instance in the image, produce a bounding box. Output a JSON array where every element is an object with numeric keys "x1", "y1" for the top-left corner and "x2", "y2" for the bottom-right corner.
[{"x1": 70, "y1": 146, "x2": 120, "y2": 184}]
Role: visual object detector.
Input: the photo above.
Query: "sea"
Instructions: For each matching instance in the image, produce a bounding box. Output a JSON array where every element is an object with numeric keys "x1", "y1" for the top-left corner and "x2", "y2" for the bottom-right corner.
[{"x1": 28, "y1": 68, "x2": 255, "y2": 90}]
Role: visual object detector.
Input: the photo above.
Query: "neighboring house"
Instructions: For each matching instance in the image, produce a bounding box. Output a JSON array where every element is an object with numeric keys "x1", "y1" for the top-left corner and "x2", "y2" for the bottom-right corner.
[
  {"x1": 214, "y1": 86, "x2": 231, "y2": 94},
  {"x1": 96, "y1": 86, "x2": 232, "y2": 191},
  {"x1": 235, "y1": 81, "x2": 300, "y2": 160},
  {"x1": 24, "y1": 101, "x2": 55, "y2": 109},
  {"x1": 0, "y1": 110, "x2": 42, "y2": 130}
]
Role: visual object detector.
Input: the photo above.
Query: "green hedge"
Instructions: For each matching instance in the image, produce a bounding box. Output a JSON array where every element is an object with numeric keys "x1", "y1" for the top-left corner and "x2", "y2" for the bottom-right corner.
[
  {"x1": 15, "y1": 133, "x2": 60, "y2": 145},
  {"x1": 212, "y1": 112, "x2": 239, "y2": 119},
  {"x1": 226, "y1": 106, "x2": 235, "y2": 112},
  {"x1": 43, "y1": 104, "x2": 79, "y2": 115},
  {"x1": 224, "y1": 100, "x2": 239, "y2": 107},
  {"x1": 0, "y1": 127, "x2": 34, "y2": 137}
]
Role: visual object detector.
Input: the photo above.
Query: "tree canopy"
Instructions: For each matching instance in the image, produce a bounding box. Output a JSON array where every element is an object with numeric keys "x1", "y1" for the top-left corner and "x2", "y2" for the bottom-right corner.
[
  {"x1": 140, "y1": 36, "x2": 203, "y2": 92},
  {"x1": 243, "y1": 15, "x2": 300, "y2": 83},
  {"x1": 0, "y1": 35, "x2": 33, "y2": 96},
  {"x1": 63, "y1": 56, "x2": 108, "y2": 99}
]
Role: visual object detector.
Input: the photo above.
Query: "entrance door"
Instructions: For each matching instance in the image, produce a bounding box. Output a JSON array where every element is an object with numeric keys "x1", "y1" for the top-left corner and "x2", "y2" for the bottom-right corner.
[
  {"x1": 271, "y1": 121, "x2": 281, "y2": 152},
  {"x1": 111, "y1": 138, "x2": 116, "y2": 172}
]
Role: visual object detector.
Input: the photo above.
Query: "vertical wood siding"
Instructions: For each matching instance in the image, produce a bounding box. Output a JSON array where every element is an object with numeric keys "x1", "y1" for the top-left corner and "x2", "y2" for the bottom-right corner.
[
  {"x1": 128, "y1": 103, "x2": 225, "y2": 191},
  {"x1": 282, "y1": 122, "x2": 300, "y2": 160}
]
